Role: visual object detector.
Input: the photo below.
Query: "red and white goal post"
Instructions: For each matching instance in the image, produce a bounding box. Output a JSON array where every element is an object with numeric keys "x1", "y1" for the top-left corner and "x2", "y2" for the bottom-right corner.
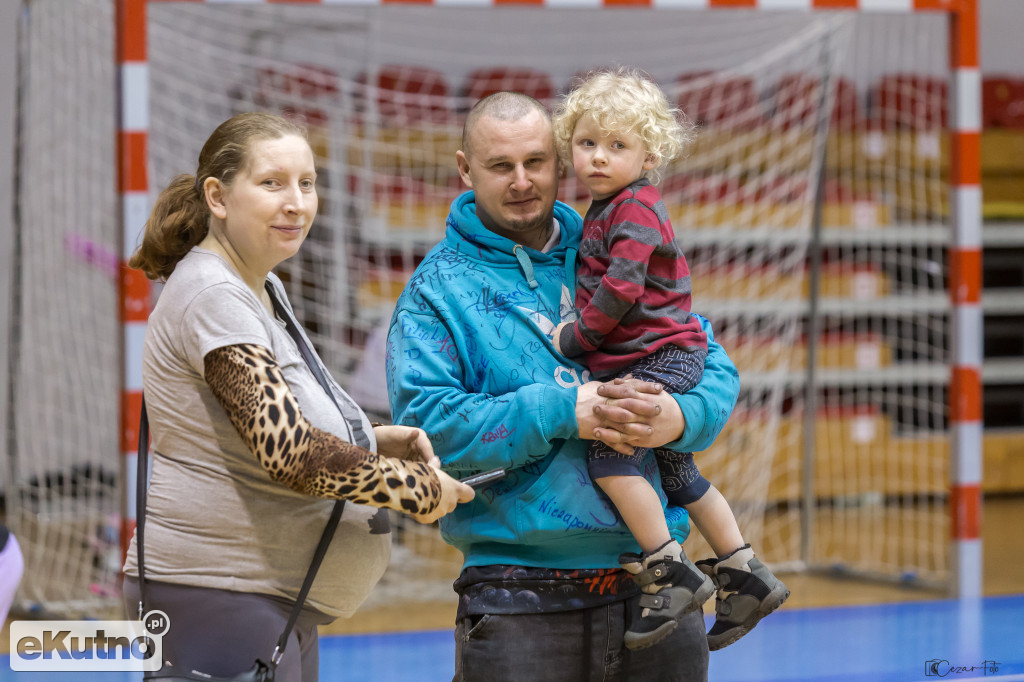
[{"x1": 3, "y1": 0, "x2": 981, "y2": 618}]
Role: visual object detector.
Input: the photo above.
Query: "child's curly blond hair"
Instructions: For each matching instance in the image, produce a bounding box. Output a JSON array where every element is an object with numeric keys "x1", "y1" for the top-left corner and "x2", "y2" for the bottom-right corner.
[{"x1": 553, "y1": 67, "x2": 694, "y2": 185}]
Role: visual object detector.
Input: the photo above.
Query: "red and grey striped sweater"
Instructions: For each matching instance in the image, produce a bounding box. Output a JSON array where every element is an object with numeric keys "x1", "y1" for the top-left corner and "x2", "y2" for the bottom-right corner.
[{"x1": 556, "y1": 178, "x2": 707, "y2": 379}]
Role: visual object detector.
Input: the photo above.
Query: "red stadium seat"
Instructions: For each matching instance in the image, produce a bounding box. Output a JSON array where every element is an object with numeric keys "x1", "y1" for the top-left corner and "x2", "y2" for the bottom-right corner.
[
  {"x1": 869, "y1": 74, "x2": 948, "y2": 130},
  {"x1": 983, "y1": 77, "x2": 1024, "y2": 129},
  {"x1": 676, "y1": 71, "x2": 764, "y2": 129},
  {"x1": 354, "y1": 64, "x2": 452, "y2": 126},
  {"x1": 661, "y1": 173, "x2": 871, "y2": 206},
  {"x1": 460, "y1": 67, "x2": 557, "y2": 110},
  {"x1": 252, "y1": 64, "x2": 340, "y2": 127},
  {"x1": 661, "y1": 173, "x2": 733, "y2": 203},
  {"x1": 772, "y1": 74, "x2": 862, "y2": 131}
]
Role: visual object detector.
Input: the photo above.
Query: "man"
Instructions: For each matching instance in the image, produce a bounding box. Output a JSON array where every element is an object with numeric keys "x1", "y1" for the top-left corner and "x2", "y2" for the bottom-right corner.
[{"x1": 386, "y1": 92, "x2": 739, "y2": 681}]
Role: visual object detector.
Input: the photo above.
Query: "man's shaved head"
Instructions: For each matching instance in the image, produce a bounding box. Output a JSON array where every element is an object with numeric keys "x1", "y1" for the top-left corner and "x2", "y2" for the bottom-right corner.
[
  {"x1": 454, "y1": 91, "x2": 560, "y2": 251},
  {"x1": 462, "y1": 91, "x2": 552, "y2": 158}
]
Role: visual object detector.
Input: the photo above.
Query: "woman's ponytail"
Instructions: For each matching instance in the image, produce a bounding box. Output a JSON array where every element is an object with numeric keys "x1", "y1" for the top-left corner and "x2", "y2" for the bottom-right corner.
[{"x1": 127, "y1": 174, "x2": 209, "y2": 281}]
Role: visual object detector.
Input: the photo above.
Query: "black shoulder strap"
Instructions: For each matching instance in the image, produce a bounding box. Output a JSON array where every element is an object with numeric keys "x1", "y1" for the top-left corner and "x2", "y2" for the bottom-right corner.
[
  {"x1": 263, "y1": 280, "x2": 351, "y2": 662},
  {"x1": 136, "y1": 281, "x2": 354, "y2": 669},
  {"x1": 136, "y1": 397, "x2": 150, "y2": 620},
  {"x1": 265, "y1": 282, "x2": 368, "y2": 449}
]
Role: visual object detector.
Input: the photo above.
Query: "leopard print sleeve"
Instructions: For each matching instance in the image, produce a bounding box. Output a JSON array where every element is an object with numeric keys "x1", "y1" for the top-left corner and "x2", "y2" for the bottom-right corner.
[{"x1": 203, "y1": 343, "x2": 442, "y2": 517}]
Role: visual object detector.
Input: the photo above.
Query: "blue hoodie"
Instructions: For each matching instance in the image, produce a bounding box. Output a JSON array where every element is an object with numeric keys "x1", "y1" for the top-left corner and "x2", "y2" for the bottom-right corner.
[{"x1": 386, "y1": 191, "x2": 739, "y2": 569}]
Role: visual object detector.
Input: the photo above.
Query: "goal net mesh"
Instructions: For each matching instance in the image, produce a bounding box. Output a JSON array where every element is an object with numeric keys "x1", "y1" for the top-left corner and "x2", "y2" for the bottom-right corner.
[{"x1": 8, "y1": 0, "x2": 951, "y2": 615}]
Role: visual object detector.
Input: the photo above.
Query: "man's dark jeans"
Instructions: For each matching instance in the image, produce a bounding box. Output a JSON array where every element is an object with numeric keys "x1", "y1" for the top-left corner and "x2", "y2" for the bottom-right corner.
[{"x1": 453, "y1": 593, "x2": 709, "y2": 682}]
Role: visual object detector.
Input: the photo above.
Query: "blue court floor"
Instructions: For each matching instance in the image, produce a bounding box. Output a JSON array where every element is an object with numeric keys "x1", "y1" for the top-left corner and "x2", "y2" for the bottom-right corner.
[{"x1": 4, "y1": 594, "x2": 1024, "y2": 681}]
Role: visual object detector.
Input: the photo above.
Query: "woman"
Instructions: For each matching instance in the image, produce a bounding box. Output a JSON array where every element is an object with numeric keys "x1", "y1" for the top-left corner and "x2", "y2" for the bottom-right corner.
[{"x1": 122, "y1": 112, "x2": 473, "y2": 680}]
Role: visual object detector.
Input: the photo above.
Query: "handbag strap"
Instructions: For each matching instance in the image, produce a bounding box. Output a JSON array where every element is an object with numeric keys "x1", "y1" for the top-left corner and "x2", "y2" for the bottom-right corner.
[
  {"x1": 265, "y1": 281, "x2": 369, "y2": 449},
  {"x1": 264, "y1": 280, "x2": 358, "y2": 663},
  {"x1": 135, "y1": 280, "x2": 361, "y2": 668},
  {"x1": 136, "y1": 398, "x2": 150, "y2": 620}
]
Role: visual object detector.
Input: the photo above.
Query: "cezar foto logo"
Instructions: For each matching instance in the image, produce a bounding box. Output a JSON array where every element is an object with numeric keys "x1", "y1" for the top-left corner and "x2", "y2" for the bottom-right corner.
[{"x1": 10, "y1": 611, "x2": 168, "y2": 672}]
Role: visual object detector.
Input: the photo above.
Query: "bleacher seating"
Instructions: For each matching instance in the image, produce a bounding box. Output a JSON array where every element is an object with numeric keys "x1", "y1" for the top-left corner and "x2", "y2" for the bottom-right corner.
[
  {"x1": 354, "y1": 64, "x2": 452, "y2": 126},
  {"x1": 869, "y1": 73, "x2": 948, "y2": 130},
  {"x1": 459, "y1": 67, "x2": 557, "y2": 111},
  {"x1": 772, "y1": 73, "x2": 862, "y2": 131},
  {"x1": 676, "y1": 71, "x2": 764, "y2": 129},
  {"x1": 983, "y1": 76, "x2": 1024, "y2": 129}
]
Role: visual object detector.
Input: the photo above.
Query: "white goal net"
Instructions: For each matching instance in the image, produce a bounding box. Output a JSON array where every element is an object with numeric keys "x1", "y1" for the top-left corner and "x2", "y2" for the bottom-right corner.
[{"x1": 7, "y1": 0, "x2": 953, "y2": 616}]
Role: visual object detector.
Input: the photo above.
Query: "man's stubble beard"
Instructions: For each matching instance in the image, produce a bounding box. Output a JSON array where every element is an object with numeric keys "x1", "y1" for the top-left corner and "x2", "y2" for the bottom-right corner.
[{"x1": 480, "y1": 205, "x2": 556, "y2": 245}]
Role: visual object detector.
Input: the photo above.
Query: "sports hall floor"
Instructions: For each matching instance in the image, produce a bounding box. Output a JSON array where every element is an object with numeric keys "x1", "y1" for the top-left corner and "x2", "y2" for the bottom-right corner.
[{"x1": 3, "y1": 496, "x2": 1023, "y2": 681}]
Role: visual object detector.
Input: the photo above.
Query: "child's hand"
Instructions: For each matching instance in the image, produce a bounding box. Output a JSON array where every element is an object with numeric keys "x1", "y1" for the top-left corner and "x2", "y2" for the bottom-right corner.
[{"x1": 552, "y1": 321, "x2": 569, "y2": 354}]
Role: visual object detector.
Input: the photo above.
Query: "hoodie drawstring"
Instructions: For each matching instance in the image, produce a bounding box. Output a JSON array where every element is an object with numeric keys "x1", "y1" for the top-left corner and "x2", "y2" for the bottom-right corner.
[
  {"x1": 513, "y1": 245, "x2": 540, "y2": 289},
  {"x1": 564, "y1": 246, "x2": 578, "y2": 294}
]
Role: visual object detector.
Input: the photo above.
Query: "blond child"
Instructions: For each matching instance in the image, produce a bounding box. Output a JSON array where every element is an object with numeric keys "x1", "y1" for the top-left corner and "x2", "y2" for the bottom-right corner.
[{"x1": 552, "y1": 68, "x2": 788, "y2": 651}]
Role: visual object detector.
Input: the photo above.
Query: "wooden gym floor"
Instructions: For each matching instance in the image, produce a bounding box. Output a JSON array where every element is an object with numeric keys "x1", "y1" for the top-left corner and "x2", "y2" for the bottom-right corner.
[{"x1": 2, "y1": 496, "x2": 1022, "y2": 680}]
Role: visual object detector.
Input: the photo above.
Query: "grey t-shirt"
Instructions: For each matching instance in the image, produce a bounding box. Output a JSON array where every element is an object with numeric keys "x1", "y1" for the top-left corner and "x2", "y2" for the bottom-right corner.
[{"x1": 123, "y1": 248, "x2": 390, "y2": 618}]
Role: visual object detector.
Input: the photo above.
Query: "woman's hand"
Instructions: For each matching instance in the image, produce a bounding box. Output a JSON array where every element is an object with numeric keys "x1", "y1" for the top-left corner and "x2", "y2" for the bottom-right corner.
[
  {"x1": 373, "y1": 424, "x2": 441, "y2": 468},
  {"x1": 374, "y1": 425, "x2": 474, "y2": 524},
  {"x1": 410, "y1": 466, "x2": 475, "y2": 525},
  {"x1": 576, "y1": 376, "x2": 686, "y2": 454}
]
